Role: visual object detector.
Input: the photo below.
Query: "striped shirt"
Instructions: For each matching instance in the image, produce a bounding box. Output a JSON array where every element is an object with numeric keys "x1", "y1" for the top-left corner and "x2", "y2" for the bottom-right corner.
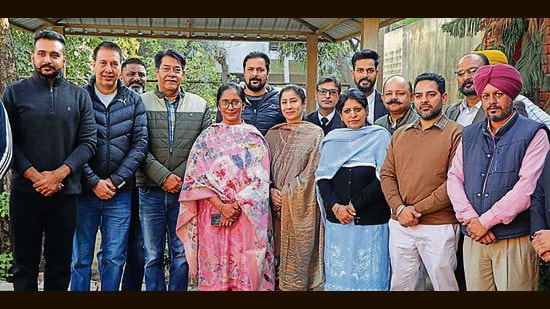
[{"x1": 164, "y1": 97, "x2": 180, "y2": 152}]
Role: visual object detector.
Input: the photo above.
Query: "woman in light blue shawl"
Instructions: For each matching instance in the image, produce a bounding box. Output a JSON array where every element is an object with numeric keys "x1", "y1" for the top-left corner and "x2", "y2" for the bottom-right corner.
[{"x1": 315, "y1": 88, "x2": 392, "y2": 291}]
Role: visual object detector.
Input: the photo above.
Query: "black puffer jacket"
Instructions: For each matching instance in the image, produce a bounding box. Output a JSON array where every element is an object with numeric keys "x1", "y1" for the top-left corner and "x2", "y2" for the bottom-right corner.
[{"x1": 82, "y1": 78, "x2": 148, "y2": 191}]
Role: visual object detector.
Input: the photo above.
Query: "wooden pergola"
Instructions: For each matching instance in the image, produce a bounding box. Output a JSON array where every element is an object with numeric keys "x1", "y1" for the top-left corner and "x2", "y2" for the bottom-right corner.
[{"x1": 7, "y1": 18, "x2": 405, "y2": 113}]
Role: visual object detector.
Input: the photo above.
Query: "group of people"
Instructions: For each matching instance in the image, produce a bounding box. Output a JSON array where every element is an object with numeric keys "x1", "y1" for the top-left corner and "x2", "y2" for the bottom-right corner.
[{"x1": 2, "y1": 29, "x2": 550, "y2": 292}]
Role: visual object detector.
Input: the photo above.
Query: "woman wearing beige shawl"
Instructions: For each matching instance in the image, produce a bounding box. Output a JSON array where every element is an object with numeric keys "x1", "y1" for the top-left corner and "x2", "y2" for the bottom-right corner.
[{"x1": 265, "y1": 84, "x2": 325, "y2": 291}]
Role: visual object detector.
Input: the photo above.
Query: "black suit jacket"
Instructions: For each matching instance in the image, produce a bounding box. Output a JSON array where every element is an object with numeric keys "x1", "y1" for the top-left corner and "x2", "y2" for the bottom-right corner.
[
  {"x1": 372, "y1": 91, "x2": 388, "y2": 125},
  {"x1": 305, "y1": 111, "x2": 345, "y2": 136},
  {"x1": 531, "y1": 150, "x2": 550, "y2": 236},
  {"x1": 445, "y1": 98, "x2": 527, "y2": 124}
]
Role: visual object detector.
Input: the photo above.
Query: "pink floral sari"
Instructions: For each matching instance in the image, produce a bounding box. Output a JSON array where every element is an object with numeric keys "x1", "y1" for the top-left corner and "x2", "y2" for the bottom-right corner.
[{"x1": 176, "y1": 122, "x2": 275, "y2": 291}]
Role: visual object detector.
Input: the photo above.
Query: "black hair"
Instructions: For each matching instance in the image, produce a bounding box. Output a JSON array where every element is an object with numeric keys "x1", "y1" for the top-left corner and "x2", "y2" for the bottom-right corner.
[
  {"x1": 216, "y1": 82, "x2": 246, "y2": 107},
  {"x1": 335, "y1": 88, "x2": 368, "y2": 112},
  {"x1": 154, "y1": 48, "x2": 186, "y2": 69},
  {"x1": 414, "y1": 72, "x2": 446, "y2": 95},
  {"x1": 33, "y1": 30, "x2": 66, "y2": 52},
  {"x1": 122, "y1": 57, "x2": 147, "y2": 70},
  {"x1": 351, "y1": 48, "x2": 379, "y2": 69},
  {"x1": 92, "y1": 41, "x2": 123, "y2": 62},
  {"x1": 279, "y1": 84, "x2": 306, "y2": 104},
  {"x1": 242, "y1": 51, "x2": 271, "y2": 73},
  {"x1": 316, "y1": 75, "x2": 342, "y2": 93}
]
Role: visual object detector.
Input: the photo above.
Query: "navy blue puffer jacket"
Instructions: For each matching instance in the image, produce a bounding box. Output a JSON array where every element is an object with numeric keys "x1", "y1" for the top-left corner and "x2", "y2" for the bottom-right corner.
[{"x1": 82, "y1": 78, "x2": 148, "y2": 191}]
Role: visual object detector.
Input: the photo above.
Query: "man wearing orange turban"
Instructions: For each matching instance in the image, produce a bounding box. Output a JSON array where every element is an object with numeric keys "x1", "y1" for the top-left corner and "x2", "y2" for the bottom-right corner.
[
  {"x1": 447, "y1": 63, "x2": 550, "y2": 291},
  {"x1": 472, "y1": 50, "x2": 509, "y2": 65}
]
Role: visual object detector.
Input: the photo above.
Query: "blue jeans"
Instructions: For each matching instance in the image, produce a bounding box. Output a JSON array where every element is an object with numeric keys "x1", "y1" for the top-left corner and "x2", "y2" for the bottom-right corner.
[
  {"x1": 97, "y1": 187, "x2": 144, "y2": 290},
  {"x1": 139, "y1": 187, "x2": 188, "y2": 291},
  {"x1": 70, "y1": 190, "x2": 131, "y2": 291}
]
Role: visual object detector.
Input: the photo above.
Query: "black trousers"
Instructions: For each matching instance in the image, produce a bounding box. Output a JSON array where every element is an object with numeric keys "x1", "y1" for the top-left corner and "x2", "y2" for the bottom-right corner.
[
  {"x1": 455, "y1": 232, "x2": 467, "y2": 291},
  {"x1": 9, "y1": 190, "x2": 78, "y2": 291},
  {"x1": 120, "y1": 187, "x2": 144, "y2": 291}
]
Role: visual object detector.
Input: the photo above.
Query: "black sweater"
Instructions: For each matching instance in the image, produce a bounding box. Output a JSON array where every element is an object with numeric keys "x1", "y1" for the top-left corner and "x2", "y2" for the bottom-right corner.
[
  {"x1": 318, "y1": 165, "x2": 390, "y2": 225},
  {"x1": 2, "y1": 73, "x2": 97, "y2": 194}
]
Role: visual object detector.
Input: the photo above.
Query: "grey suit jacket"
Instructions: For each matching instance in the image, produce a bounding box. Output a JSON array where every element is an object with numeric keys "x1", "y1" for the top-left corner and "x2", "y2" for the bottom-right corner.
[{"x1": 444, "y1": 98, "x2": 527, "y2": 124}]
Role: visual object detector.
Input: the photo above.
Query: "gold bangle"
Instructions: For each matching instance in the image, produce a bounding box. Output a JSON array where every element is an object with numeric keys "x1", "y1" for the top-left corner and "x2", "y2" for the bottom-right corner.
[{"x1": 220, "y1": 204, "x2": 224, "y2": 212}]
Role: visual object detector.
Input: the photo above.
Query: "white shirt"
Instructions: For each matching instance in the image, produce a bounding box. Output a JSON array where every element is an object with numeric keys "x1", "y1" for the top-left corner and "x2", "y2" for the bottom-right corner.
[
  {"x1": 366, "y1": 91, "x2": 376, "y2": 125},
  {"x1": 94, "y1": 86, "x2": 117, "y2": 108},
  {"x1": 456, "y1": 100, "x2": 481, "y2": 126},
  {"x1": 516, "y1": 94, "x2": 550, "y2": 129},
  {"x1": 317, "y1": 109, "x2": 335, "y2": 124}
]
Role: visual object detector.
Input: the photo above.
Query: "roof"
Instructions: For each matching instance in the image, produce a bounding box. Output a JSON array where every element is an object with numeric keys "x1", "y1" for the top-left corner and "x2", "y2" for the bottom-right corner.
[{"x1": 7, "y1": 18, "x2": 405, "y2": 42}]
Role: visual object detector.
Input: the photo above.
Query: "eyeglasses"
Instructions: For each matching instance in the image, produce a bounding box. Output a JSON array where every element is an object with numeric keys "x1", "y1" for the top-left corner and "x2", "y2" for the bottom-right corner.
[
  {"x1": 219, "y1": 99, "x2": 243, "y2": 109},
  {"x1": 159, "y1": 66, "x2": 183, "y2": 74},
  {"x1": 354, "y1": 67, "x2": 376, "y2": 74},
  {"x1": 455, "y1": 67, "x2": 479, "y2": 77},
  {"x1": 317, "y1": 88, "x2": 339, "y2": 96}
]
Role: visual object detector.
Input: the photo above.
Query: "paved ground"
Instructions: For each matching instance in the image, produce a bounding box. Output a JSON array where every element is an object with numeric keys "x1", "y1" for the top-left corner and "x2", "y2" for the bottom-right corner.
[{"x1": 0, "y1": 278, "x2": 105, "y2": 291}]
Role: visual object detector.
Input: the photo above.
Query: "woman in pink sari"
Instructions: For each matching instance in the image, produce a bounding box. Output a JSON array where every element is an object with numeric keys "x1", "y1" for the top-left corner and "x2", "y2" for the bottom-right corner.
[{"x1": 176, "y1": 82, "x2": 275, "y2": 291}]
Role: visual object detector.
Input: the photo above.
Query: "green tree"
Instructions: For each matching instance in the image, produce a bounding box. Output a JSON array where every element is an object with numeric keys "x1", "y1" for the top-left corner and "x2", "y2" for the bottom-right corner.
[
  {"x1": 10, "y1": 29, "x2": 222, "y2": 109},
  {"x1": 278, "y1": 40, "x2": 359, "y2": 86}
]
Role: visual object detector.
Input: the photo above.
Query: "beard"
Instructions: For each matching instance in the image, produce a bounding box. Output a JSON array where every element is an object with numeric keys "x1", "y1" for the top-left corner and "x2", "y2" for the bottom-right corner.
[
  {"x1": 245, "y1": 78, "x2": 266, "y2": 92},
  {"x1": 35, "y1": 66, "x2": 62, "y2": 80},
  {"x1": 355, "y1": 77, "x2": 375, "y2": 95},
  {"x1": 128, "y1": 82, "x2": 145, "y2": 94},
  {"x1": 418, "y1": 101, "x2": 443, "y2": 120},
  {"x1": 486, "y1": 104, "x2": 514, "y2": 122},
  {"x1": 459, "y1": 80, "x2": 477, "y2": 97}
]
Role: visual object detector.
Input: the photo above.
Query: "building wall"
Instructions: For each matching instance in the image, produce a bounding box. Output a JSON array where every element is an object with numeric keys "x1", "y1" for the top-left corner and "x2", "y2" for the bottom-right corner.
[{"x1": 383, "y1": 18, "x2": 483, "y2": 108}]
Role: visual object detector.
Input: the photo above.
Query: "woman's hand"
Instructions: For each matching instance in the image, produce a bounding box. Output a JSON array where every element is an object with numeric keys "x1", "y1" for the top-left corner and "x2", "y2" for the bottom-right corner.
[
  {"x1": 333, "y1": 203, "x2": 355, "y2": 225},
  {"x1": 270, "y1": 188, "x2": 282, "y2": 212},
  {"x1": 219, "y1": 216, "x2": 236, "y2": 228},
  {"x1": 220, "y1": 201, "x2": 241, "y2": 222}
]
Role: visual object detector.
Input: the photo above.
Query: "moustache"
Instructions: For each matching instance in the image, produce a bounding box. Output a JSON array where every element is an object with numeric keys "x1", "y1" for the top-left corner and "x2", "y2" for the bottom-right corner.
[
  {"x1": 359, "y1": 77, "x2": 370, "y2": 84},
  {"x1": 386, "y1": 100, "x2": 402, "y2": 105},
  {"x1": 40, "y1": 64, "x2": 56, "y2": 70},
  {"x1": 461, "y1": 80, "x2": 473, "y2": 87}
]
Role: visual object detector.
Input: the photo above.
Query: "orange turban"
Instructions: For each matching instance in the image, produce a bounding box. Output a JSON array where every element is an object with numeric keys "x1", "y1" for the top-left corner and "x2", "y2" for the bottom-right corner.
[
  {"x1": 472, "y1": 50, "x2": 509, "y2": 65},
  {"x1": 474, "y1": 64, "x2": 522, "y2": 99}
]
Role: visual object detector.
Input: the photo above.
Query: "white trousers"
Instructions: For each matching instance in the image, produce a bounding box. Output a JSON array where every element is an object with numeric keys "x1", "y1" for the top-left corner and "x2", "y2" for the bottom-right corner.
[{"x1": 388, "y1": 219, "x2": 460, "y2": 291}]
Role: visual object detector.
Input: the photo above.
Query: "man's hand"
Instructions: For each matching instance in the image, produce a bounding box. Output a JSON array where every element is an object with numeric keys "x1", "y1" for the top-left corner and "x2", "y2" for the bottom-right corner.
[
  {"x1": 162, "y1": 174, "x2": 182, "y2": 193},
  {"x1": 33, "y1": 171, "x2": 63, "y2": 197},
  {"x1": 465, "y1": 217, "x2": 489, "y2": 242},
  {"x1": 92, "y1": 179, "x2": 117, "y2": 200},
  {"x1": 397, "y1": 206, "x2": 421, "y2": 227},
  {"x1": 532, "y1": 230, "x2": 550, "y2": 257}
]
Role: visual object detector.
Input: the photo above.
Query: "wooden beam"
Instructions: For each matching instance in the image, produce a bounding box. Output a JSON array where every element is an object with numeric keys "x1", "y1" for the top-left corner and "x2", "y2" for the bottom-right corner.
[
  {"x1": 360, "y1": 18, "x2": 379, "y2": 50},
  {"x1": 306, "y1": 35, "x2": 318, "y2": 114}
]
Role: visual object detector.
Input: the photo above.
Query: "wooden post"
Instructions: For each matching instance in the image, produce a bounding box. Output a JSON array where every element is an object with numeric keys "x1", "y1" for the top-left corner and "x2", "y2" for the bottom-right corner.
[{"x1": 306, "y1": 35, "x2": 318, "y2": 114}]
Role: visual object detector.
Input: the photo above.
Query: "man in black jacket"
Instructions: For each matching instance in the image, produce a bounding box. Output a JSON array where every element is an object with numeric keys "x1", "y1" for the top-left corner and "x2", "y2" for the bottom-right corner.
[
  {"x1": 305, "y1": 75, "x2": 345, "y2": 136},
  {"x1": 70, "y1": 42, "x2": 148, "y2": 291},
  {"x1": 216, "y1": 51, "x2": 285, "y2": 135},
  {"x1": 2, "y1": 30, "x2": 97, "y2": 291},
  {"x1": 351, "y1": 48, "x2": 388, "y2": 125}
]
